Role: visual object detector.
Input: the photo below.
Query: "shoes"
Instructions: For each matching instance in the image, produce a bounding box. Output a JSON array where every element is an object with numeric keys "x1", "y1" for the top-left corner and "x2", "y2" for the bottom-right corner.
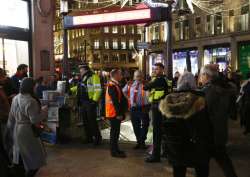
[
  {"x1": 133, "y1": 143, "x2": 148, "y2": 150},
  {"x1": 93, "y1": 136, "x2": 102, "y2": 146},
  {"x1": 145, "y1": 156, "x2": 161, "y2": 163},
  {"x1": 111, "y1": 151, "x2": 127, "y2": 158}
]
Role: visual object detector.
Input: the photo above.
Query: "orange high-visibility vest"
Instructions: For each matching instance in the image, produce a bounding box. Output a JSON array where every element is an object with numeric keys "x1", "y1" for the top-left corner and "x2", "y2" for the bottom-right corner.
[{"x1": 105, "y1": 81, "x2": 122, "y2": 119}]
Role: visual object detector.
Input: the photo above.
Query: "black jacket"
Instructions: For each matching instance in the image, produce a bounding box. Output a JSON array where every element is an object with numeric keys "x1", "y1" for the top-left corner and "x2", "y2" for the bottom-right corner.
[
  {"x1": 159, "y1": 90, "x2": 213, "y2": 167},
  {"x1": 108, "y1": 81, "x2": 128, "y2": 117},
  {"x1": 201, "y1": 77, "x2": 236, "y2": 146}
]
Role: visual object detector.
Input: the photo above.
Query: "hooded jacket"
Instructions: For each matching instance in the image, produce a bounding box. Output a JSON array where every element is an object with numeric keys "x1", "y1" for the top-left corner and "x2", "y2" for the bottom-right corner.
[{"x1": 159, "y1": 91, "x2": 213, "y2": 166}]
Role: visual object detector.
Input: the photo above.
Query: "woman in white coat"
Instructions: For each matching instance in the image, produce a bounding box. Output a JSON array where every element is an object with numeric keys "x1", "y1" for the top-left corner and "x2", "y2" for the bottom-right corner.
[{"x1": 7, "y1": 77, "x2": 48, "y2": 177}]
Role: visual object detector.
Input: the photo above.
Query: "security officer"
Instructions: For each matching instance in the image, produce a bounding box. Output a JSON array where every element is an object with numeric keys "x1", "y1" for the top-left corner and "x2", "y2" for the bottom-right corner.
[
  {"x1": 144, "y1": 63, "x2": 168, "y2": 163},
  {"x1": 123, "y1": 70, "x2": 150, "y2": 150},
  {"x1": 71, "y1": 63, "x2": 102, "y2": 145},
  {"x1": 106, "y1": 69, "x2": 128, "y2": 158}
]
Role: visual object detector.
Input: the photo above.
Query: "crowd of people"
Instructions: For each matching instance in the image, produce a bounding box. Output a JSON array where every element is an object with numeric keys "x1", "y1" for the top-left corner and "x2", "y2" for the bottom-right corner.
[{"x1": 0, "y1": 62, "x2": 250, "y2": 177}]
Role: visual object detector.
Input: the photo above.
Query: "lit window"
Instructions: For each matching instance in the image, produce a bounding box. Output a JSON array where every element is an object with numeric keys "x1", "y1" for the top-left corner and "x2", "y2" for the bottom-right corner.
[
  {"x1": 113, "y1": 39, "x2": 118, "y2": 49},
  {"x1": 121, "y1": 26, "x2": 126, "y2": 34},
  {"x1": 104, "y1": 27, "x2": 109, "y2": 33},
  {"x1": 112, "y1": 26, "x2": 118, "y2": 34},
  {"x1": 229, "y1": 10, "x2": 235, "y2": 32},
  {"x1": 129, "y1": 40, "x2": 134, "y2": 49},
  {"x1": 94, "y1": 40, "x2": 100, "y2": 49},
  {"x1": 104, "y1": 40, "x2": 109, "y2": 49},
  {"x1": 137, "y1": 27, "x2": 142, "y2": 34},
  {"x1": 121, "y1": 40, "x2": 126, "y2": 49},
  {"x1": 111, "y1": 53, "x2": 119, "y2": 62},
  {"x1": 131, "y1": 26, "x2": 135, "y2": 34},
  {"x1": 239, "y1": 5, "x2": 249, "y2": 31},
  {"x1": 195, "y1": 17, "x2": 201, "y2": 38}
]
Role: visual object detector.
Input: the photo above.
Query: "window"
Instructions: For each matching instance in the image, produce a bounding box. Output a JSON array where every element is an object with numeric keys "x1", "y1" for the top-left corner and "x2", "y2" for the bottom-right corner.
[
  {"x1": 121, "y1": 26, "x2": 126, "y2": 34},
  {"x1": 0, "y1": 1, "x2": 29, "y2": 29},
  {"x1": 215, "y1": 12, "x2": 223, "y2": 34},
  {"x1": 104, "y1": 27, "x2": 109, "y2": 33},
  {"x1": 137, "y1": 27, "x2": 143, "y2": 34},
  {"x1": 103, "y1": 54, "x2": 109, "y2": 63},
  {"x1": 93, "y1": 53, "x2": 100, "y2": 63},
  {"x1": 113, "y1": 39, "x2": 118, "y2": 49},
  {"x1": 94, "y1": 40, "x2": 100, "y2": 49},
  {"x1": 129, "y1": 40, "x2": 134, "y2": 49},
  {"x1": 229, "y1": 10, "x2": 235, "y2": 32},
  {"x1": 195, "y1": 17, "x2": 202, "y2": 38},
  {"x1": 111, "y1": 53, "x2": 119, "y2": 62},
  {"x1": 239, "y1": 5, "x2": 249, "y2": 31},
  {"x1": 120, "y1": 54, "x2": 127, "y2": 63},
  {"x1": 104, "y1": 40, "x2": 109, "y2": 49},
  {"x1": 112, "y1": 26, "x2": 118, "y2": 34},
  {"x1": 174, "y1": 22, "x2": 180, "y2": 41},
  {"x1": 121, "y1": 40, "x2": 126, "y2": 49},
  {"x1": 206, "y1": 15, "x2": 215, "y2": 35},
  {"x1": 152, "y1": 25, "x2": 160, "y2": 40},
  {"x1": 183, "y1": 20, "x2": 190, "y2": 40},
  {"x1": 131, "y1": 26, "x2": 135, "y2": 34}
]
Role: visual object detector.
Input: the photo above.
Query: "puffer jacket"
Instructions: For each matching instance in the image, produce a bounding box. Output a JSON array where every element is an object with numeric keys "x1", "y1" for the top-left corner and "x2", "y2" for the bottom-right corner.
[{"x1": 159, "y1": 90, "x2": 213, "y2": 167}]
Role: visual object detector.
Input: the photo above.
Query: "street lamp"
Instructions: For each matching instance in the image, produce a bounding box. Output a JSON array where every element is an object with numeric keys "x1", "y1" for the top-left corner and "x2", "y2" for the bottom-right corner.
[{"x1": 60, "y1": 0, "x2": 69, "y2": 80}]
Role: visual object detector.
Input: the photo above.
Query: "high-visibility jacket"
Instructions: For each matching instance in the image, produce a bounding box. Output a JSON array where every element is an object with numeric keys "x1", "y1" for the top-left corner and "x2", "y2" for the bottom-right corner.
[
  {"x1": 105, "y1": 81, "x2": 121, "y2": 119},
  {"x1": 146, "y1": 76, "x2": 168, "y2": 103},
  {"x1": 70, "y1": 72, "x2": 102, "y2": 102}
]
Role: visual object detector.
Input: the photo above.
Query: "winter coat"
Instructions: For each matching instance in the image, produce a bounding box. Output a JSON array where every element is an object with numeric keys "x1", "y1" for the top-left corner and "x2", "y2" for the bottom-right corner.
[
  {"x1": 159, "y1": 91, "x2": 213, "y2": 167},
  {"x1": 7, "y1": 94, "x2": 46, "y2": 171},
  {"x1": 201, "y1": 78, "x2": 236, "y2": 146}
]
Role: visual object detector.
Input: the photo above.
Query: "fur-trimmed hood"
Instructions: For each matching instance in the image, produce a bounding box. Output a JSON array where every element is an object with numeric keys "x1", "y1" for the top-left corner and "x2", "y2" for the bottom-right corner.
[{"x1": 159, "y1": 91, "x2": 205, "y2": 119}]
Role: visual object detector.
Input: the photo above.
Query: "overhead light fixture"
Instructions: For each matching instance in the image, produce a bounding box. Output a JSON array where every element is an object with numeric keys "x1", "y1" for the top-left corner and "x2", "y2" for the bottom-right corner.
[{"x1": 60, "y1": 0, "x2": 69, "y2": 15}]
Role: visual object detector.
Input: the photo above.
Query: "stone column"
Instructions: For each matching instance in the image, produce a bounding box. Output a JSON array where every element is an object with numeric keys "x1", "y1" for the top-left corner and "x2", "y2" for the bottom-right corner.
[{"x1": 31, "y1": 0, "x2": 55, "y2": 78}]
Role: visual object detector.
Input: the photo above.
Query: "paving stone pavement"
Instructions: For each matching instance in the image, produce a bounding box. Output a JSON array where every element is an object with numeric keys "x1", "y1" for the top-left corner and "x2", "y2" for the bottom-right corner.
[{"x1": 36, "y1": 120, "x2": 250, "y2": 177}]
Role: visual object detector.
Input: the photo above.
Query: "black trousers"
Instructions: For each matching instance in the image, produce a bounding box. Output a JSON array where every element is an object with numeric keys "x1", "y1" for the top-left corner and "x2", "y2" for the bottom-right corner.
[
  {"x1": 109, "y1": 119, "x2": 121, "y2": 153},
  {"x1": 130, "y1": 107, "x2": 150, "y2": 145},
  {"x1": 212, "y1": 146, "x2": 238, "y2": 177},
  {"x1": 80, "y1": 102, "x2": 101, "y2": 142},
  {"x1": 173, "y1": 165, "x2": 209, "y2": 177},
  {"x1": 151, "y1": 103, "x2": 163, "y2": 159}
]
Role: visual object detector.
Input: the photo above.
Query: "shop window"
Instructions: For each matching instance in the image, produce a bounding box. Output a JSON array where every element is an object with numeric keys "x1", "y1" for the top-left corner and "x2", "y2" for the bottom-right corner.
[
  {"x1": 113, "y1": 39, "x2": 118, "y2": 49},
  {"x1": 112, "y1": 26, "x2": 118, "y2": 34},
  {"x1": 195, "y1": 17, "x2": 202, "y2": 38},
  {"x1": 121, "y1": 40, "x2": 126, "y2": 49},
  {"x1": 120, "y1": 54, "x2": 127, "y2": 63},
  {"x1": 111, "y1": 53, "x2": 119, "y2": 62},
  {"x1": 104, "y1": 27, "x2": 109, "y2": 33},
  {"x1": 121, "y1": 26, "x2": 126, "y2": 34},
  {"x1": 129, "y1": 40, "x2": 134, "y2": 49},
  {"x1": 104, "y1": 40, "x2": 109, "y2": 49},
  {"x1": 94, "y1": 40, "x2": 100, "y2": 49}
]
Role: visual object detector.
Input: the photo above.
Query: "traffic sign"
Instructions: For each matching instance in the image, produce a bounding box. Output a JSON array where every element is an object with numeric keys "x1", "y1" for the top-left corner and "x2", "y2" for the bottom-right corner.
[{"x1": 137, "y1": 42, "x2": 149, "y2": 49}]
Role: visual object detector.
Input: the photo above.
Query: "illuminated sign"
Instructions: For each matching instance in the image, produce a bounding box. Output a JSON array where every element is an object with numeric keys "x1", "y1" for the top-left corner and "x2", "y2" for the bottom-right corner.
[
  {"x1": 64, "y1": 5, "x2": 169, "y2": 29},
  {"x1": 73, "y1": 9, "x2": 151, "y2": 26}
]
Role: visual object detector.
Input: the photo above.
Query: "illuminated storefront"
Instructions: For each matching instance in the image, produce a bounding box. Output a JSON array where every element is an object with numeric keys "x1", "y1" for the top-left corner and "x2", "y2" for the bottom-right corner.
[
  {"x1": 204, "y1": 45, "x2": 231, "y2": 72},
  {"x1": 0, "y1": 0, "x2": 32, "y2": 76},
  {"x1": 173, "y1": 50, "x2": 198, "y2": 76}
]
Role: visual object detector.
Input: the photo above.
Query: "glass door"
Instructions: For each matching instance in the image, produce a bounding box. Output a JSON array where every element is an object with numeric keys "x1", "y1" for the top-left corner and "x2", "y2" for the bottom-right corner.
[{"x1": 0, "y1": 38, "x2": 29, "y2": 76}]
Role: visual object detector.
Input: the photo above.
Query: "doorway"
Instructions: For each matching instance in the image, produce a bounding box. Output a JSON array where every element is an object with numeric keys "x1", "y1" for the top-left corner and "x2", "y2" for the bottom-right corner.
[{"x1": 0, "y1": 38, "x2": 29, "y2": 76}]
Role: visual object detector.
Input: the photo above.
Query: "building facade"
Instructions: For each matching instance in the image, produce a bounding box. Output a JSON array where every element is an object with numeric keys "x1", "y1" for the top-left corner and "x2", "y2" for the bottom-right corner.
[
  {"x1": 146, "y1": 0, "x2": 250, "y2": 78},
  {"x1": 54, "y1": 0, "x2": 143, "y2": 73}
]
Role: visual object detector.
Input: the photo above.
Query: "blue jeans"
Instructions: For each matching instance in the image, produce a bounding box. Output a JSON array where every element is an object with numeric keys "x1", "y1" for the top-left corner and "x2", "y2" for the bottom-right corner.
[{"x1": 130, "y1": 107, "x2": 150, "y2": 145}]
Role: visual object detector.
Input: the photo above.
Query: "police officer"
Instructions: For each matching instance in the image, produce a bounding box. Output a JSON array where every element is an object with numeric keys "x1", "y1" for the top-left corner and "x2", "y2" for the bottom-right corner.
[
  {"x1": 144, "y1": 63, "x2": 168, "y2": 163},
  {"x1": 106, "y1": 69, "x2": 128, "y2": 158},
  {"x1": 71, "y1": 64, "x2": 102, "y2": 145},
  {"x1": 123, "y1": 70, "x2": 150, "y2": 149}
]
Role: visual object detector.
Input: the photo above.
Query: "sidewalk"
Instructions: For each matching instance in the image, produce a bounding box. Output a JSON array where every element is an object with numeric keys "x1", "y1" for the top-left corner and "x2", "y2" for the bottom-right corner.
[{"x1": 36, "y1": 120, "x2": 250, "y2": 177}]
